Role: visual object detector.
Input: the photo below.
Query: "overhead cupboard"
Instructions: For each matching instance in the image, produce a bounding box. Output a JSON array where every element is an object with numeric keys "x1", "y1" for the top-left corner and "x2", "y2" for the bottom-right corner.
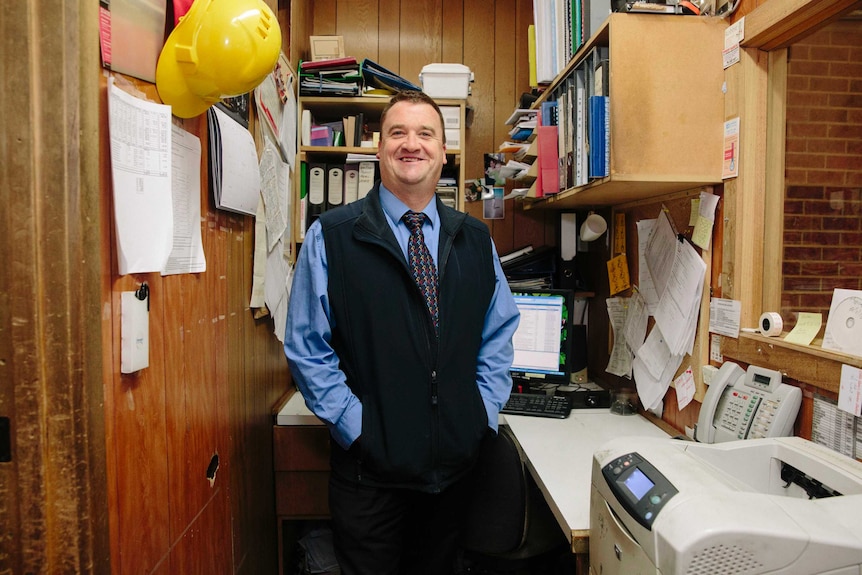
[{"x1": 524, "y1": 13, "x2": 727, "y2": 210}]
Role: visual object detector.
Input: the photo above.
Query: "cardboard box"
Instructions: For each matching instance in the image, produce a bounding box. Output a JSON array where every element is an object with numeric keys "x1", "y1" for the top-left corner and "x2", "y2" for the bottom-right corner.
[{"x1": 420, "y1": 63, "x2": 473, "y2": 99}]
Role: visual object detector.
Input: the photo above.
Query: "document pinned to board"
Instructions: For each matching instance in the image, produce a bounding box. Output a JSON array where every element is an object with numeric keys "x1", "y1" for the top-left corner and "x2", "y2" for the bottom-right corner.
[
  {"x1": 107, "y1": 78, "x2": 174, "y2": 275},
  {"x1": 208, "y1": 106, "x2": 261, "y2": 216},
  {"x1": 162, "y1": 124, "x2": 206, "y2": 276}
]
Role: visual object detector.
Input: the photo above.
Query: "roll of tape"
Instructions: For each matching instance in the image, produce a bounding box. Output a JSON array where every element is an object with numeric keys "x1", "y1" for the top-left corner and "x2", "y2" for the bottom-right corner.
[{"x1": 759, "y1": 312, "x2": 783, "y2": 337}]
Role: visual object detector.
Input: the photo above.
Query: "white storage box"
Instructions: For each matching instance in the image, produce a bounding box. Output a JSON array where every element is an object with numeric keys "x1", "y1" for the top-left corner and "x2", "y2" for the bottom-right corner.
[
  {"x1": 420, "y1": 63, "x2": 473, "y2": 99},
  {"x1": 439, "y1": 106, "x2": 461, "y2": 128}
]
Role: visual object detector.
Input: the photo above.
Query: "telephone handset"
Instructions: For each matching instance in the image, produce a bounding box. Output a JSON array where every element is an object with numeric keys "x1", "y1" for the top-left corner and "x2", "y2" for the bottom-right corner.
[{"x1": 695, "y1": 361, "x2": 802, "y2": 443}]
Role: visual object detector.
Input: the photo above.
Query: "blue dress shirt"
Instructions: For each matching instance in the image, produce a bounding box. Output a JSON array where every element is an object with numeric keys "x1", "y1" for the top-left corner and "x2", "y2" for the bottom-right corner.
[{"x1": 284, "y1": 185, "x2": 520, "y2": 450}]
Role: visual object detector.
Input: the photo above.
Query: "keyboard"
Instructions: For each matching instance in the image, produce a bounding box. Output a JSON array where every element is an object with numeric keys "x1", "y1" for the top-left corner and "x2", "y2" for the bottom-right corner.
[{"x1": 501, "y1": 393, "x2": 571, "y2": 419}]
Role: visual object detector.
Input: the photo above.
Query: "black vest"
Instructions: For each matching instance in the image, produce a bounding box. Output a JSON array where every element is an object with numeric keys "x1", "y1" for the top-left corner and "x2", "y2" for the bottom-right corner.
[{"x1": 320, "y1": 186, "x2": 496, "y2": 493}]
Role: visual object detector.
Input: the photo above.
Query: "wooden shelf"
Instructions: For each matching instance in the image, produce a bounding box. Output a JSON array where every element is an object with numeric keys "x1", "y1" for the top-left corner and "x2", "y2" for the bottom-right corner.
[
  {"x1": 295, "y1": 96, "x2": 467, "y2": 245},
  {"x1": 518, "y1": 13, "x2": 727, "y2": 210}
]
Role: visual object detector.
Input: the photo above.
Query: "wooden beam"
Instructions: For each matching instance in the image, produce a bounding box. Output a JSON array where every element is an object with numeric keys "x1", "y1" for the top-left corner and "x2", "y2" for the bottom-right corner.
[{"x1": 743, "y1": 0, "x2": 861, "y2": 50}]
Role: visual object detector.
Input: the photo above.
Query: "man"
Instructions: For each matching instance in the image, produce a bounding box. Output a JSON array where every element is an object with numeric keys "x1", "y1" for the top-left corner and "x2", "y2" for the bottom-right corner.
[{"x1": 284, "y1": 90, "x2": 519, "y2": 575}]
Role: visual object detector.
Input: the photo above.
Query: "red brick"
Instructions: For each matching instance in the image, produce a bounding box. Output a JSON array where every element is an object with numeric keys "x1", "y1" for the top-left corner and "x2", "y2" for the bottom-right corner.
[
  {"x1": 806, "y1": 231, "x2": 842, "y2": 244},
  {"x1": 787, "y1": 91, "x2": 831, "y2": 108},
  {"x1": 822, "y1": 246, "x2": 859, "y2": 261},
  {"x1": 799, "y1": 261, "x2": 840, "y2": 275},
  {"x1": 829, "y1": 123, "x2": 862, "y2": 139},
  {"x1": 832, "y1": 277, "x2": 862, "y2": 290},
  {"x1": 811, "y1": 45, "x2": 850, "y2": 60},
  {"x1": 808, "y1": 139, "x2": 848, "y2": 154},
  {"x1": 785, "y1": 246, "x2": 823, "y2": 260},
  {"x1": 822, "y1": 216, "x2": 861, "y2": 231},
  {"x1": 784, "y1": 214, "x2": 821, "y2": 229},
  {"x1": 828, "y1": 93, "x2": 862, "y2": 108},
  {"x1": 807, "y1": 170, "x2": 847, "y2": 186},
  {"x1": 785, "y1": 152, "x2": 826, "y2": 169},
  {"x1": 787, "y1": 185, "x2": 826, "y2": 198},
  {"x1": 782, "y1": 261, "x2": 802, "y2": 275},
  {"x1": 811, "y1": 77, "x2": 851, "y2": 92},
  {"x1": 809, "y1": 108, "x2": 848, "y2": 123},
  {"x1": 783, "y1": 276, "x2": 823, "y2": 291},
  {"x1": 827, "y1": 155, "x2": 862, "y2": 170},
  {"x1": 787, "y1": 122, "x2": 828, "y2": 138}
]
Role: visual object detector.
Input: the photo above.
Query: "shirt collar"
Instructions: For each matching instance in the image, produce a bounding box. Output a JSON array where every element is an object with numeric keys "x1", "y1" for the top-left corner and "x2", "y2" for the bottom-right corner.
[{"x1": 379, "y1": 183, "x2": 439, "y2": 229}]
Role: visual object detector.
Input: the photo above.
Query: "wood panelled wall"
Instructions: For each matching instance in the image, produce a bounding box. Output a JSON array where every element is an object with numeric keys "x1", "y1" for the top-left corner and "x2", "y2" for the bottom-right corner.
[
  {"x1": 97, "y1": 75, "x2": 290, "y2": 573},
  {"x1": 289, "y1": 0, "x2": 558, "y2": 253}
]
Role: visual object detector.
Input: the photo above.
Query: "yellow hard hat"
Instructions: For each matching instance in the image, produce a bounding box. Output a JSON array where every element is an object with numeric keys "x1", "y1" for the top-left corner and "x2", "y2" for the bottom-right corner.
[{"x1": 156, "y1": 0, "x2": 282, "y2": 118}]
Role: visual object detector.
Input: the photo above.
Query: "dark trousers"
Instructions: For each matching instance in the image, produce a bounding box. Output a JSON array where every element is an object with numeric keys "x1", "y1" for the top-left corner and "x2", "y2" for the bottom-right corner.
[{"x1": 328, "y1": 472, "x2": 472, "y2": 575}]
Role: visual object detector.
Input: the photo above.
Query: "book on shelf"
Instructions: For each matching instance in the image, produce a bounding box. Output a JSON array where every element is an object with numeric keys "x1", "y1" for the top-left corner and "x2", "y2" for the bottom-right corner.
[
  {"x1": 588, "y1": 95, "x2": 609, "y2": 179},
  {"x1": 536, "y1": 122, "x2": 560, "y2": 195}
]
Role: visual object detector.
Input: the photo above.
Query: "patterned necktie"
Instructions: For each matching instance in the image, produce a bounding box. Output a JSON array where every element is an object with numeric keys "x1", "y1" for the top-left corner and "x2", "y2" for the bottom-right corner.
[{"x1": 402, "y1": 211, "x2": 439, "y2": 331}]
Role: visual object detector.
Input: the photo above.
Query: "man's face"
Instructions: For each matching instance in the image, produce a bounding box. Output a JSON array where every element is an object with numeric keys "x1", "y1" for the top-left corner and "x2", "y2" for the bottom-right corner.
[{"x1": 377, "y1": 101, "x2": 447, "y2": 193}]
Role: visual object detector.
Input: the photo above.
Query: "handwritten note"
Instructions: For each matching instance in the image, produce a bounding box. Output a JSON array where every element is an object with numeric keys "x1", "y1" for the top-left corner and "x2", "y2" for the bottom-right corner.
[
  {"x1": 674, "y1": 366, "x2": 696, "y2": 410},
  {"x1": 607, "y1": 254, "x2": 631, "y2": 296},
  {"x1": 839, "y1": 364, "x2": 862, "y2": 416},
  {"x1": 783, "y1": 312, "x2": 822, "y2": 346},
  {"x1": 613, "y1": 213, "x2": 626, "y2": 255}
]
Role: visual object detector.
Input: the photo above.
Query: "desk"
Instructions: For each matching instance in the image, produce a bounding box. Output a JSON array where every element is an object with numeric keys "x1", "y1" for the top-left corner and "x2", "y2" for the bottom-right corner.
[
  {"x1": 275, "y1": 393, "x2": 670, "y2": 571},
  {"x1": 501, "y1": 411, "x2": 669, "y2": 557}
]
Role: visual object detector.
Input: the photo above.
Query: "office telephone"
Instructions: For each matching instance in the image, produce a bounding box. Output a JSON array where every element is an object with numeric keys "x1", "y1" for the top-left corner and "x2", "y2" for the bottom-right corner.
[{"x1": 695, "y1": 361, "x2": 802, "y2": 443}]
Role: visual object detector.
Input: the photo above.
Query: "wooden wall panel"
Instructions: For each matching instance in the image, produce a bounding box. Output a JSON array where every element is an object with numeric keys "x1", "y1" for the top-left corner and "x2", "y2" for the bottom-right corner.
[
  {"x1": 441, "y1": 0, "x2": 465, "y2": 62},
  {"x1": 379, "y1": 0, "x2": 403, "y2": 70},
  {"x1": 399, "y1": 0, "x2": 443, "y2": 84},
  {"x1": 494, "y1": 0, "x2": 518, "y2": 146},
  {"x1": 313, "y1": 0, "x2": 338, "y2": 35},
  {"x1": 463, "y1": 0, "x2": 496, "y2": 183},
  {"x1": 337, "y1": 0, "x2": 381, "y2": 62}
]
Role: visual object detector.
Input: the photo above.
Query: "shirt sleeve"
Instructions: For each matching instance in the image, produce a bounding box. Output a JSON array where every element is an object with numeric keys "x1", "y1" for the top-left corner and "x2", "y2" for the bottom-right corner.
[
  {"x1": 283, "y1": 222, "x2": 362, "y2": 449},
  {"x1": 475, "y1": 239, "x2": 520, "y2": 432}
]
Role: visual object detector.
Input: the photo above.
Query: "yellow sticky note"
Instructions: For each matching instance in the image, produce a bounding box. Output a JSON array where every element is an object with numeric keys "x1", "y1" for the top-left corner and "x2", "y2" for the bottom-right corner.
[
  {"x1": 692, "y1": 214, "x2": 714, "y2": 251},
  {"x1": 689, "y1": 198, "x2": 701, "y2": 227},
  {"x1": 784, "y1": 312, "x2": 822, "y2": 346},
  {"x1": 613, "y1": 213, "x2": 626, "y2": 255},
  {"x1": 607, "y1": 254, "x2": 631, "y2": 296}
]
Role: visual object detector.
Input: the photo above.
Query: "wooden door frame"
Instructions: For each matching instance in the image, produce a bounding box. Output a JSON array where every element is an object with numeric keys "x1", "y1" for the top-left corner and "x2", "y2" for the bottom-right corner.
[{"x1": 0, "y1": 2, "x2": 109, "y2": 573}]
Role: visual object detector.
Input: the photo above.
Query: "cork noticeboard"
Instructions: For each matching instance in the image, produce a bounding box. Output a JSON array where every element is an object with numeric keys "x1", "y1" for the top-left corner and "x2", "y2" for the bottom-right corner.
[{"x1": 611, "y1": 186, "x2": 723, "y2": 429}]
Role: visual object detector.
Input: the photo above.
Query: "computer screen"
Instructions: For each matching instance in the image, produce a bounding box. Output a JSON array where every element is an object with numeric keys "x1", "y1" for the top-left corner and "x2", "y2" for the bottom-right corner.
[{"x1": 509, "y1": 289, "x2": 574, "y2": 387}]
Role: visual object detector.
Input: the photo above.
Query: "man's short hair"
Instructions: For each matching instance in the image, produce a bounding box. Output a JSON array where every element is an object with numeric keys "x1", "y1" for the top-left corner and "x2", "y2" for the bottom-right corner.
[{"x1": 379, "y1": 90, "x2": 446, "y2": 145}]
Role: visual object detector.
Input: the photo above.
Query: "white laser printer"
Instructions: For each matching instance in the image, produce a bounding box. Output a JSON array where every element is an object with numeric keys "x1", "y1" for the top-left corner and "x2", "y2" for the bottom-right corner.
[{"x1": 590, "y1": 436, "x2": 862, "y2": 575}]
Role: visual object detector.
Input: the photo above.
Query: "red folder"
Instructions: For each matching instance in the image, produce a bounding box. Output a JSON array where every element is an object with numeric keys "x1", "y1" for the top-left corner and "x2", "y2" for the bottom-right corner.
[{"x1": 536, "y1": 124, "x2": 559, "y2": 196}]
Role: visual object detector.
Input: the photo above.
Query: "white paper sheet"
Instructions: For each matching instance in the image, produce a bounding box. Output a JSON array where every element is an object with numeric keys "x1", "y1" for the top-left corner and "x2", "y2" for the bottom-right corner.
[
  {"x1": 606, "y1": 298, "x2": 633, "y2": 378},
  {"x1": 162, "y1": 124, "x2": 206, "y2": 276},
  {"x1": 108, "y1": 78, "x2": 174, "y2": 275},
  {"x1": 637, "y1": 219, "x2": 659, "y2": 314}
]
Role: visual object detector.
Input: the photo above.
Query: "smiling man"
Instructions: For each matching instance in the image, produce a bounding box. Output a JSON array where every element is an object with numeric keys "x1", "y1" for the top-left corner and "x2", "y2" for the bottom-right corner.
[{"x1": 284, "y1": 90, "x2": 520, "y2": 575}]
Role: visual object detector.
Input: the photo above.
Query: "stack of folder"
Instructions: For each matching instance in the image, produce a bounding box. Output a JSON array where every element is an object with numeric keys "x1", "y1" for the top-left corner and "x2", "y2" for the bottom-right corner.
[
  {"x1": 299, "y1": 57, "x2": 362, "y2": 96},
  {"x1": 360, "y1": 59, "x2": 421, "y2": 93},
  {"x1": 501, "y1": 245, "x2": 557, "y2": 290}
]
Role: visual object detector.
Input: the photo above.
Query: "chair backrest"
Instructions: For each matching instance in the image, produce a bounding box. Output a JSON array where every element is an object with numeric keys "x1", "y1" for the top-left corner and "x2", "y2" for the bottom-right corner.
[{"x1": 460, "y1": 426, "x2": 529, "y2": 554}]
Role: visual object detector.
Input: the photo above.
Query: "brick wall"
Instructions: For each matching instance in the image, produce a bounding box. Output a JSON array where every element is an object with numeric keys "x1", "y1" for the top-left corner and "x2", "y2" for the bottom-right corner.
[{"x1": 782, "y1": 19, "x2": 862, "y2": 321}]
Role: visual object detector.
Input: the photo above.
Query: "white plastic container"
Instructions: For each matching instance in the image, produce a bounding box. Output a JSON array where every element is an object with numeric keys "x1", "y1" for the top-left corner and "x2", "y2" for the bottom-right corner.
[{"x1": 419, "y1": 63, "x2": 473, "y2": 99}]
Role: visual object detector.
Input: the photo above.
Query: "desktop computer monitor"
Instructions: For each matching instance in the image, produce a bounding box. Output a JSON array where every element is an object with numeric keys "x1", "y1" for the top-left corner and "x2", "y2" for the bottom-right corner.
[{"x1": 509, "y1": 288, "x2": 574, "y2": 388}]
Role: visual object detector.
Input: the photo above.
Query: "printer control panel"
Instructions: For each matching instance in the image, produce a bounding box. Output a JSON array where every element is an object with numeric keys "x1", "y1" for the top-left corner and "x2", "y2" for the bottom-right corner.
[{"x1": 602, "y1": 452, "x2": 678, "y2": 530}]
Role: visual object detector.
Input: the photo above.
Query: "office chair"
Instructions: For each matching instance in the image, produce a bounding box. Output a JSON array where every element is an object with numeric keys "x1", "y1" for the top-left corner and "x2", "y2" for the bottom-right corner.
[{"x1": 458, "y1": 425, "x2": 568, "y2": 573}]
